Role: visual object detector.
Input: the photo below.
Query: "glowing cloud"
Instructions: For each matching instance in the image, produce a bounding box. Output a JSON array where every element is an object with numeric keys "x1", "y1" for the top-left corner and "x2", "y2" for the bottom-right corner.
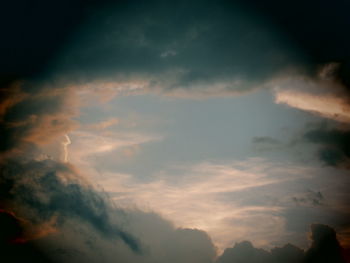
[
  {"x1": 274, "y1": 89, "x2": 350, "y2": 123},
  {"x1": 272, "y1": 64, "x2": 350, "y2": 123}
]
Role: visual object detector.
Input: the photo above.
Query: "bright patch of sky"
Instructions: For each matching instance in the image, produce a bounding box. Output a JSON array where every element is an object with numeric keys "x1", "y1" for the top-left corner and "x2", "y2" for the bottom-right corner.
[{"x1": 75, "y1": 89, "x2": 320, "y2": 178}]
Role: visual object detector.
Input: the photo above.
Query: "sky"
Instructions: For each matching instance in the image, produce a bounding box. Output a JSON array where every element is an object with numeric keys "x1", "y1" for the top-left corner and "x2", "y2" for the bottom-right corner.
[{"x1": 1, "y1": 0, "x2": 350, "y2": 262}]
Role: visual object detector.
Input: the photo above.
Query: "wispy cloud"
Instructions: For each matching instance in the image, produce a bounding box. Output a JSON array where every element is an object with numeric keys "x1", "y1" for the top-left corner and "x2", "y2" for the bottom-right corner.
[
  {"x1": 70, "y1": 130, "x2": 158, "y2": 157},
  {"x1": 91, "y1": 158, "x2": 321, "y2": 251},
  {"x1": 275, "y1": 89, "x2": 350, "y2": 123}
]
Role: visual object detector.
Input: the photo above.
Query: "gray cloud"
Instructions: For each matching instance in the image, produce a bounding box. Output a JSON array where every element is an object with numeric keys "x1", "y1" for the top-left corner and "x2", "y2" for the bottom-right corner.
[
  {"x1": 0, "y1": 82, "x2": 77, "y2": 158},
  {"x1": 303, "y1": 127, "x2": 350, "y2": 169},
  {"x1": 216, "y1": 224, "x2": 347, "y2": 263},
  {"x1": 304, "y1": 224, "x2": 347, "y2": 263},
  {"x1": 45, "y1": 0, "x2": 305, "y2": 96},
  {"x1": 252, "y1": 136, "x2": 283, "y2": 152},
  {"x1": 292, "y1": 190, "x2": 324, "y2": 207},
  {"x1": 0, "y1": 158, "x2": 141, "y2": 253}
]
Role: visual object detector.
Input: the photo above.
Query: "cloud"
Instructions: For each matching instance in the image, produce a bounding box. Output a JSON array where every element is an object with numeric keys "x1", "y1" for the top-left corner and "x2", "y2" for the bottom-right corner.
[
  {"x1": 302, "y1": 125, "x2": 350, "y2": 169},
  {"x1": 268, "y1": 64, "x2": 350, "y2": 169},
  {"x1": 41, "y1": 0, "x2": 307, "y2": 98},
  {"x1": 1, "y1": 58, "x2": 349, "y2": 263},
  {"x1": 275, "y1": 89, "x2": 350, "y2": 123},
  {"x1": 0, "y1": 159, "x2": 141, "y2": 252},
  {"x1": 0, "y1": 82, "x2": 78, "y2": 159},
  {"x1": 292, "y1": 190, "x2": 324, "y2": 207},
  {"x1": 252, "y1": 136, "x2": 283, "y2": 151},
  {"x1": 2, "y1": 1, "x2": 350, "y2": 262},
  {"x1": 0, "y1": 210, "x2": 53, "y2": 262},
  {"x1": 66, "y1": 130, "x2": 160, "y2": 170},
  {"x1": 217, "y1": 240, "x2": 272, "y2": 263},
  {"x1": 304, "y1": 224, "x2": 347, "y2": 263},
  {"x1": 28, "y1": 0, "x2": 349, "y2": 105},
  {"x1": 216, "y1": 224, "x2": 347, "y2": 263},
  {"x1": 85, "y1": 118, "x2": 120, "y2": 130},
  {"x1": 273, "y1": 64, "x2": 350, "y2": 123}
]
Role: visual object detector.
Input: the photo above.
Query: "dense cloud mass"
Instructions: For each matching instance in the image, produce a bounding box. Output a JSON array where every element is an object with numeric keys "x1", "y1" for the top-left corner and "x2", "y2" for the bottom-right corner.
[
  {"x1": 303, "y1": 126, "x2": 350, "y2": 169},
  {"x1": 216, "y1": 224, "x2": 349, "y2": 263},
  {"x1": 49, "y1": 0, "x2": 302, "y2": 92},
  {"x1": 1, "y1": 0, "x2": 350, "y2": 262}
]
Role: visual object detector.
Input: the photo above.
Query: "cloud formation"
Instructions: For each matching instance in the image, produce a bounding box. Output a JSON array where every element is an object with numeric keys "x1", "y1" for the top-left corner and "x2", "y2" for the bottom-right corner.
[
  {"x1": 42, "y1": 0, "x2": 307, "y2": 98},
  {"x1": 303, "y1": 125, "x2": 350, "y2": 169},
  {"x1": 216, "y1": 224, "x2": 347, "y2": 263},
  {"x1": 0, "y1": 82, "x2": 78, "y2": 160},
  {"x1": 273, "y1": 65, "x2": 350, "y2": 123}
]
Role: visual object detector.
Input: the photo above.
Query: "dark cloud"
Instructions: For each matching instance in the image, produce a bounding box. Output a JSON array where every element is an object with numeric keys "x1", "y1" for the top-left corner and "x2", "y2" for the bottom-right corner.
[
  {"x1": 292, "y1": 190, "x2": 324, "y2": 207},
  {"x1": 216, "y1": 241, "x2": 272, "y2": 263},
  {"x1": 2, "y1": 0, "x2": 350, "y2": 96},
  {"x1": 270, "y1": 244, "x2": 304, "y2": 263},
  {"x1": 304, "y1": 224, "x2": 347, "y2": 263},
  {"x1": 0, "y1": 82, "x2": 77, "y2": 158},
  {"x1": 0, "y1": 159, "x2": 141, "y2": 253},
  {"x1": 216, "y1": 241, "x2": 304, "y2": 263},
  {"x1": 40, "y1": 0, "x2": 307, "y2": 94},
  {"x1": 216, "y1": 224, "x2": 347, "y2": 263},
  {"x1": 0, "y1": 0, "x2": 112, "y2": 80},
  {"x1": 244, "y1": 0, "x2": 350, "y2": 89},
  {"x1": 303, "y1": 126, "x2": 350, "y2": 168},
  {"x1": 0, "y1": 210, "x2": 54, "y2": 263},
  {"x1": 4, "y1": 0, "x2": 344, "y2": 100}
]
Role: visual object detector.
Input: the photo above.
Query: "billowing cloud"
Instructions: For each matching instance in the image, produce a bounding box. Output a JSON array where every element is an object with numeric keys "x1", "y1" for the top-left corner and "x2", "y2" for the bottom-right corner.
[{"x1": 216, "y1": 224, "x2": 348, "y2": 263}]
